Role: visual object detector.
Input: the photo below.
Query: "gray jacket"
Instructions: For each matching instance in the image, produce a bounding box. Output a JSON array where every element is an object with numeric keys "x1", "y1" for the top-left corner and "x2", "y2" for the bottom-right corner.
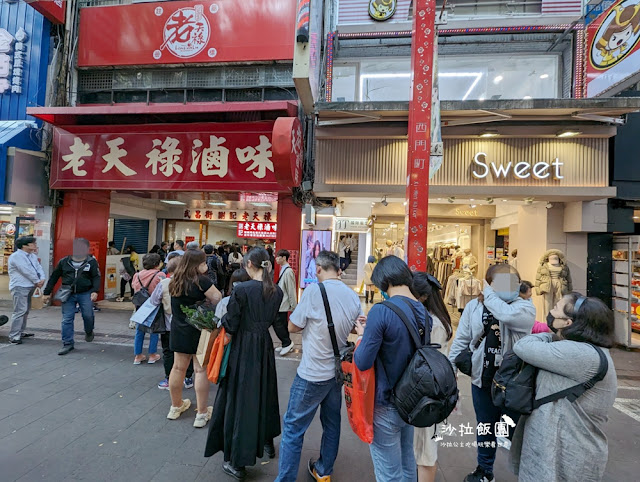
[
  {"x1": 510, "y1": 333, "x2": 617, "y2": 481},
  {"x1": 448, "y1": 284, "x2": 536, "y2": 388}
]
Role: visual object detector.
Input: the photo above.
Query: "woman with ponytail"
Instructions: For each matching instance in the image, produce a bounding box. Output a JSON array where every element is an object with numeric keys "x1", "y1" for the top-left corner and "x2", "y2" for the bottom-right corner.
[{"x1": 205, "y1": 247, "x2": 284, "y2": 480}]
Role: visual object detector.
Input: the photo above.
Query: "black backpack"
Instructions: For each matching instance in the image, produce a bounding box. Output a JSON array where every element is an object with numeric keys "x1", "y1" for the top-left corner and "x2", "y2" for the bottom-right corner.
[
  {"x1": 492, "y1": 344, "x2": 608, "y2": 415},
  {"x1": 131, "y1": 272, "x2": 160, "y2": 310},
  {"x1": 382, "y1": 301, "x2": 459, "y2": 428}
]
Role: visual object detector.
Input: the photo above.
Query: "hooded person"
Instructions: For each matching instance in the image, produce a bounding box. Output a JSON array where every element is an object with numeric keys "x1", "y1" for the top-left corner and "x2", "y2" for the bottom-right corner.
[{"x1": 448, "y1": 263, "x2": 536, "y2": 482}]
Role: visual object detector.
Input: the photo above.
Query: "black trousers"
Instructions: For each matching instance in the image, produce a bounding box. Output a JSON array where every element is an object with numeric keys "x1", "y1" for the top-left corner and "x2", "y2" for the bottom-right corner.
[
  {"x1": 120, "y1": 278, "x2": 132, "y2": 298},
  {"x1": 161, "y1": 332, "x2": 194, "y2": 379},
  {"x1": 274, "y1": 311, "x2": 292, "y2": 347}
]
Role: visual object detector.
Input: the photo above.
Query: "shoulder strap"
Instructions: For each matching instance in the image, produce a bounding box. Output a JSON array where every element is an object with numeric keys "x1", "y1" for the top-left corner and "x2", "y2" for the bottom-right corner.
[
  {"x1": 398, "y1": 297, "x2": 430, "y2": 345},
  {"x1": 533, "y1": 345, "x2": 609, "y2": 408},
  {"x1": 381, "y1": 300, "x2": 423, "y2": 349},
  {"x1": 278, "y1": 266, "x2": 289, "y2": 283},
  {"x1": 319, "y1": 283, "x2": 340, "y2": 358},
  {"x1": 144, "y1": 272, "x2": 158, "y2": 291}
]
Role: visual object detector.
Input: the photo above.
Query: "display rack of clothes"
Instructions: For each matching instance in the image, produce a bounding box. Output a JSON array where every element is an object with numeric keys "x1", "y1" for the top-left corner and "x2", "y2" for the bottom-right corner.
[{"x1": 444, "y1": 269, "x2": 482, "y2": 311}]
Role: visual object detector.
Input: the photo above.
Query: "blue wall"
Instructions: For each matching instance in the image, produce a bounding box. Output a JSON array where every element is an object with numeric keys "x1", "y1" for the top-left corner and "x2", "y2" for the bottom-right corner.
[{"x1": 0, "y1": 1, "x2": 51, "y2": 121}]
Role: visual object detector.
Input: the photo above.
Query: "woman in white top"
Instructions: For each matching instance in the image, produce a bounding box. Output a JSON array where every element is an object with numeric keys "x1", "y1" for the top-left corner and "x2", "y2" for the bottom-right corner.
[
  {"x1": 228, "y1": 246, "x2": 243, "y2": 267},
  {"x1": 412, "y1": 272, "x2": 454, "y2": 482}
]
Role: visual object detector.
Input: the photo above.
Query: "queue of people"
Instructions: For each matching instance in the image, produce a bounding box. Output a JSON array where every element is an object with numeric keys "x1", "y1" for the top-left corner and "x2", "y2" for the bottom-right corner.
[{"x1": 2, "y1": 236, "x2": 620, "y2": 482}]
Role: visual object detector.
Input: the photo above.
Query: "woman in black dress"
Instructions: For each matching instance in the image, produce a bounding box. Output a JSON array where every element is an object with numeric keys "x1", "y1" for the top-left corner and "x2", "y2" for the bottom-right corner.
[
  {"x1": 168, "y1": 250, "x2": 222, "y2": 427},
  {"x1": 205, "y1": 247, "x2": 284, "y2": 480}
]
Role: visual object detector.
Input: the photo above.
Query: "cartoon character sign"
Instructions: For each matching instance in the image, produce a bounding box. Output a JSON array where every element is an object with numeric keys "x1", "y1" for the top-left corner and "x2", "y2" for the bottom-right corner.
[
  {"x1": 593, "y1": 3, "x2": 640, "y2": 67},
  {"x1": 369, "y1": 0, "x2": 397, "y2": 21},
  {"x1": 587, "y1": 0, "x2": 640, "y2": 96}
]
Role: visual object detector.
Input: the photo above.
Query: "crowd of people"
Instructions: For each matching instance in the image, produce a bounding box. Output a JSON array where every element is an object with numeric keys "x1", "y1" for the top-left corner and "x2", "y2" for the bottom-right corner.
[{"x1": 2, "y1": 235, "x2": 619, "y2": 481}]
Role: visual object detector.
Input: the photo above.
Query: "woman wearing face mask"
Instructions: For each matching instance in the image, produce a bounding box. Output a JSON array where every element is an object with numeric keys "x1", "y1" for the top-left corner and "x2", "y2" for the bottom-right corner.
[
  {"x1": 167, "y1": 250, "x2": 222, "y2": 427},
  {"x1": 448, "y1": 264, "x2": 536, "y2": 482},
  {"x1": 205, "y1": 247, "x2": 284, "y2": 480},
  {"x1": 412, "y1": 272, "x2": 453, "y2": 482},
  {"x1": 509, "y1": 294, "x2": 617, "y2": 482}
]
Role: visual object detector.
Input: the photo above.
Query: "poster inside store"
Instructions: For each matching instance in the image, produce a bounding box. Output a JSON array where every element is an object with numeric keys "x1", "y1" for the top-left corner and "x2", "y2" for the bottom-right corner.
[{"x1": 300, "y1": 230, "x2": 332, "y2": 289}]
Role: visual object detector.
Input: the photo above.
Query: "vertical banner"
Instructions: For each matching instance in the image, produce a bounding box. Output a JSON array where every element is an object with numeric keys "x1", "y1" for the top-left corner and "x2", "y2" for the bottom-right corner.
[{"x1": 405, "y1": 0, "x2": 435, "y2": 271}]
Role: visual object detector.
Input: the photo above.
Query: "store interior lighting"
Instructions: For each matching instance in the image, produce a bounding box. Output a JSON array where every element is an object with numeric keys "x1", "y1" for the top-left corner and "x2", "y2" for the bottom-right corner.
[
  {"x1": 251, "y1": 202, "x2": 272, "y2": 207},
  {"x1": 208, "y1": 202, "x2": 227, "y2": 206},
  {"x1": 479, "y1": 130, "x2": 499, "y2": 138},
  {"x1": 540, "y1": 74, "x2": 549, "y2": 79},
  {"x1": 493, "y1": 75, "x2": 503, "y2": 84},
  {"x1": 160, "y1": 200, "x2": 186, "y2": 205}
]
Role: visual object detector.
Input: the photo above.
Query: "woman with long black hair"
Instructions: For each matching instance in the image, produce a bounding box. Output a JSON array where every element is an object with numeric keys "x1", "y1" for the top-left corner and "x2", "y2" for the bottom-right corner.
[
  {"x1": 205, "y1": 247, "x2": 284, "y2": 480},
  {"x1": 412, "y1": 272, "x2": 453, "y2": 482}
]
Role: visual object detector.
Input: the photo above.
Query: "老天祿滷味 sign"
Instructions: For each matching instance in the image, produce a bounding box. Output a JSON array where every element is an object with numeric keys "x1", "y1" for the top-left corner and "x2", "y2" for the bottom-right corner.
[
  {"x1": 50, "y1": 122, "x2": 298, "y2": 192},
  {"x1": 237, "y1": 222, "x2": 277, "y2": 240},
  {"x1": 586, "y1": 0, "x2": 640, "y2": 96},
  {"x1": 77, "y1": 0, "x2": 296, "y2": 67}
]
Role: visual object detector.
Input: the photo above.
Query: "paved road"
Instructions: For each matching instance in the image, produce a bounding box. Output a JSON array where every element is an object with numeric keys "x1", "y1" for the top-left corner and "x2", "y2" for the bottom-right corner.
[{"x1": 0, "y1": 306, "x2": 639, "y2": 481}]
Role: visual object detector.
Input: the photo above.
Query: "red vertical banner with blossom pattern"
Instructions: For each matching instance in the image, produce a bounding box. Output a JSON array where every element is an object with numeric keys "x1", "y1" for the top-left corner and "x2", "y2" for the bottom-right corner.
[{"x1": 405, "y1": 0, "x2": 435, "y2": 271}]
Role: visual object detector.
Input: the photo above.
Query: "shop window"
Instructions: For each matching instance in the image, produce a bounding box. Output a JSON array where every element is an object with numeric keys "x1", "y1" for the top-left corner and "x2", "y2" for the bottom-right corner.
[
  {"x1": 225, "y1": 89, "x2": 263, "y2": 102},
  {"x1": 114, "y1": 90, "x2": 148, "y2": 104},
  {"x1": 78, "y1": 91, "x2": 113, "y2": 104},
  {"x1": 332, "y1": 53, "x2": 560, "y2": 102},
  {"x1": 264, "y1": 87, "x2": 298, "y2": 101}
]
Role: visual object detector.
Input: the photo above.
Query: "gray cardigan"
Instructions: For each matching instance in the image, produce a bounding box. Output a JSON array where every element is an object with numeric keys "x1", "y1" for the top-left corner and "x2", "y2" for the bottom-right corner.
[
  {"x1": 448, "y1": 284, "x2": 536, "y2": 388},
  {"x1": 510, "y1": 333, "x2": 617, "y2": 482}
]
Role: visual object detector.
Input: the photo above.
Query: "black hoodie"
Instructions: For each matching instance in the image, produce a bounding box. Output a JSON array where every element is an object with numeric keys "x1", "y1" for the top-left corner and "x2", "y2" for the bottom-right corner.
[{"x1": 44, "y1": 256, "x2": 101, "y2": 296}]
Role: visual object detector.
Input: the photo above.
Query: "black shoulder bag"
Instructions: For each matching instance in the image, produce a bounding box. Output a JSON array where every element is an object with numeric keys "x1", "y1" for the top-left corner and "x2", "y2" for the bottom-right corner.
[
  {"x1": 54, "y1": 257, "x2": 90, "y2": 303},
  {"x1": 318, "y1": 283, "x2": 354, "y2": 386}
]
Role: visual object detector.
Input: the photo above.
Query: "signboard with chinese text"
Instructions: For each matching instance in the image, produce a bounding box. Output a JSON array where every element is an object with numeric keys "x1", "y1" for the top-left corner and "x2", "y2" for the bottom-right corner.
[
  {"x1": 78, "y1": 0, "x2": 296, "y2": 67},
  {"x1": 183, "y1": 209, "x2": 277, "y2": 222},
  {"x1": 51, "y1": 122, "x2": 294, "y2": 192},
  {"x1": 586, "y1": 0, "x2": 640, "y2": 96},
  {"x1": 237, "y1": 222, "x2": 277, "y2": 240},
  {"x1": 334, "y1": 217, "x2": 369, "y2": 233}
]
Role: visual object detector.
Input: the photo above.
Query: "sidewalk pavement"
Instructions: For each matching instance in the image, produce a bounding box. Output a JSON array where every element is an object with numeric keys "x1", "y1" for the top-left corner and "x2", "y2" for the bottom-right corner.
[{"x1": 0, "y1": 306, "x2": 639, "y2": 481}]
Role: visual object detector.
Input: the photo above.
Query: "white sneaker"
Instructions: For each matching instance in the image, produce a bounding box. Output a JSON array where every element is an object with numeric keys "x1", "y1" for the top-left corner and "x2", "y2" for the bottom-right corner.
[
  {"x1": 167, "y1": 399, "x2": 191, "y2": 420},
  {"x1": 280, "y1": 342, "x2": 295, "y2": 356},
  {"x1": 275, "y1": 346, "x2": 283, "y2": 353},
  {"x1": 128, "y1": 321, "x2": 136, "y2": 329},
  {"x1": 193, "y1": 406, "x2": 213, "y2": 428}
]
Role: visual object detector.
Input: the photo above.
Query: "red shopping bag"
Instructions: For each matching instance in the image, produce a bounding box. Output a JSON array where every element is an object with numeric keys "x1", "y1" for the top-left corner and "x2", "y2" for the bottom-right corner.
[{"x1": 341, "y1": 341, "x2": 375, "y2": 444}]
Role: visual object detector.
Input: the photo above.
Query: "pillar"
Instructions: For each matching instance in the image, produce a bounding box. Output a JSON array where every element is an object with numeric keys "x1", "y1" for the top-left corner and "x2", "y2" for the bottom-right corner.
[
  {"x1": 275, "y1": 194, "x2": 302, "y2": 281},
  {"x1": 54, "y1": 191, "x2": 111, "y2": 299}
]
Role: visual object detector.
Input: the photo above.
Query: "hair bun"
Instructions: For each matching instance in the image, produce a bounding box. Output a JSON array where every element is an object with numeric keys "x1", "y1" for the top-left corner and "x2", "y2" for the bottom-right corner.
[{"x1": 261, "y1": 260, "x2": 271, "y2": 269}]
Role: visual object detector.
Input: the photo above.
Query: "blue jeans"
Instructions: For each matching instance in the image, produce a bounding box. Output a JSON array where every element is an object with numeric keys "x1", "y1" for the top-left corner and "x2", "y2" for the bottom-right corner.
[
  {"x1": 61, "y1": 291, "x2": 95, "y2": 347},
  {"x1": 276, "y1": 375, "x2": 342, "y2": 482},
  {"x1": 369, "y1": 404, "x2": 416, "y2": 482},
  {"x1": 471, "y1": 384, "x2": 520, "y2": 474},
  {"x1": 134, "y1": 324, "x2": 158, "y2": 355}
]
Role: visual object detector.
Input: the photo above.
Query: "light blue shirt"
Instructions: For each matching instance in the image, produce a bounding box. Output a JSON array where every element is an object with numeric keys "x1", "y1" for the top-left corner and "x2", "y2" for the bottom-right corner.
[
  {"x1": 165, "y1": 249, "x2": 185, "y2": 263},
  {"x1": 8, "y1": 249, "x2": 46, "y2": 291}
]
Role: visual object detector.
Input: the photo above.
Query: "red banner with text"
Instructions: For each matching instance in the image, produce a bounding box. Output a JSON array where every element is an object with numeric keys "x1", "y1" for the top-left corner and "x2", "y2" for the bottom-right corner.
[
  {"x1": 78, "y1": 0, "x2": 296, "y2": 67},
  {"x1": 237, "y1": 222, "x2": 277, "y2": 240},
  {"x1": 405, "y1": 0, "x2": 435, "y2": 271},
  {"x1": 51, "y1": 122, "x2": 297, "y2": 192}
]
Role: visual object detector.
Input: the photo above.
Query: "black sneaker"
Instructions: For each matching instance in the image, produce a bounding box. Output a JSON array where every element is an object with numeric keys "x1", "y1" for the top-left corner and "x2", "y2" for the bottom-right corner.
[
  {"x1": 464, "y1": 467, "x2": 495, "y2": 482},
  {"x1": 21, "y1": 333, "x2": 34, "y2": 338},
  {"x1": 9, "y1": 338, "x2": 22, "y2": 345},
  {"x1": 85, "y1": 332, "x2": 95, "y2": 342},
  {"x1": 0, "y1": 315, "x2": 9, "y2": 326},
  {"x1": 264, "y1": 441, "x2": 275, "y2": 459},
  {"x1": 58, "y1": 346, "x2": 75, "y2": 356},
  {"x1": 222, "y1": 462, "x2": 246, "y2": 480}
]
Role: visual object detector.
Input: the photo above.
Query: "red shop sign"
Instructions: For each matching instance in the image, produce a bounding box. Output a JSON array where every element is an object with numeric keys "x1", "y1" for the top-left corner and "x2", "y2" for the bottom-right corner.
[
  {"x1": 272, "y1": 117, "x2": 304, "y2": 187},
  {"x1": 51, "y1": 122, "x2": 293, "y2": 192},
  {"x1": 77, "y1": 0, "x2": 296, "y2": 68},
  {"x1": 237, "y1": 222, "x2": 277, "y2": 240},
  {"x1": 28, "y1": 1, "x2": 66, "y2": 25}
]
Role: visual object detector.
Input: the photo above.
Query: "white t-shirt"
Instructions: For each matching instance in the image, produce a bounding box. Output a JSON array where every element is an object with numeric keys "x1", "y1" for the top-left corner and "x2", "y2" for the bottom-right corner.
[{"x1": 290, "y1": 279, "x2": 363, "y2": 382}]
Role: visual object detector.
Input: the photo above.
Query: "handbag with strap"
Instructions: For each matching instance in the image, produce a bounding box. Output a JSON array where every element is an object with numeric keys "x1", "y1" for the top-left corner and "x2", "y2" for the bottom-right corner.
[
  {"x1": 318, "y1": 283, "x2": 354, "y2": 386},
  {"x1": 54, "y1": 257, "x2": 90, "y2": 303}
]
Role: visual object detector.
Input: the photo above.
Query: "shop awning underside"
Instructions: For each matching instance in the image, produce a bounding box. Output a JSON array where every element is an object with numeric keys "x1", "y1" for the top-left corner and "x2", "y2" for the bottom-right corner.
[
  {"x1": 27, "y1": 101, "x2": 298, "y2": 126},
  {"x1": 316, "y1": 98, "x2": 640, "y2": 128},
  {"x1": 0, "y1": 120, "x2": 39, "y2": 151}
]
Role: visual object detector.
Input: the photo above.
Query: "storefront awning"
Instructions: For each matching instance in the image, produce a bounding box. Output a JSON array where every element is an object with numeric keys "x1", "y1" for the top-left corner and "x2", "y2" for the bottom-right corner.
[
  {"x1": 27, "y1": 101, "x2": 299, "y2": 126},
  {"x1": 316, "y1": 98, "x2": 640, "y2": 128}
]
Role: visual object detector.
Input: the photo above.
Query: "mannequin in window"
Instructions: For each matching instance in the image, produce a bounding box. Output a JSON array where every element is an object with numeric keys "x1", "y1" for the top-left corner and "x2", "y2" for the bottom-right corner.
[
  {"x1": 509, "y1": 249, "x2": 518, "y2": 270},
  {"x1": 461, "y1": 248, "x2": 478, "y2": 274},
  {"x1": 535, "y1": 249, "x2": 573, "y2": 313}
]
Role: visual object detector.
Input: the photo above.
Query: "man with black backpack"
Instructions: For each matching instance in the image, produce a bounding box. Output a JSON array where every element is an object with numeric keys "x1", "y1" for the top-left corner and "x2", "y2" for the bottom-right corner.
[
  {"x1": 203, "y1": 244, "x2": 225, "y2": 292},
  {"x1": 43, "y1": 238, "x2": 101, "y2": 356}
]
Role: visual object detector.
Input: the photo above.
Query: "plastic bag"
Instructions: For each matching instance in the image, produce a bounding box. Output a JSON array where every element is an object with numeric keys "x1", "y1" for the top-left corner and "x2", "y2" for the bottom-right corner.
[
  {"x1": 207, "y1": 328, "x2": 230, "y2": 384},
  {"x1": 341, "y1": 341, "x2": 375, "y2": 444}
]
